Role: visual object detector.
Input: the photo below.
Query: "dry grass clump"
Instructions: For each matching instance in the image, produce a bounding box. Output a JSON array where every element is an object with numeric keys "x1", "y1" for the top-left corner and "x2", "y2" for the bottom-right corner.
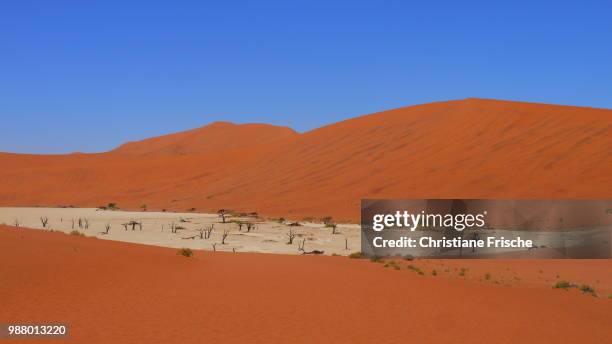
[
  {"x1": 369, "y1": 255, "x2": 384, "y2": 263},
  {"x1": 579, "y1": 284, "x2": 596, "y2": 296},
  {"x1": 177, "y1": 248, "x2": 194, "y2": 257},
  {"x1": 383, "y1": 261, "x2": 401, "y2": 270},
  {"x1": 407, "y1": 265, "x2": 424, "y2": 275},
  {"x1": 553, "y1": 280, "x2": 572, "y2": 289},
  {"x1": 348, "y1": 252, "x2": 364, "y2": 259}
]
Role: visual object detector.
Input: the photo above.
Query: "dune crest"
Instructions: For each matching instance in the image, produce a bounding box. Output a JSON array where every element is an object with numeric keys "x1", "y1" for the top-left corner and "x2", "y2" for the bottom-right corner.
[{"x1": 112, "y1": 121, "x2": 298, "y2": 156}]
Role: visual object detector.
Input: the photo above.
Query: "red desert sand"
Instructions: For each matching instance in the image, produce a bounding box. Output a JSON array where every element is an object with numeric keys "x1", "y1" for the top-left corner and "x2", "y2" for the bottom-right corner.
[
  {"x1": 1, "y1": 226, "x2": 611, "y2": 344},
  {"x1": 0, "y1": 98, "x2": 610, "y2": 221}
]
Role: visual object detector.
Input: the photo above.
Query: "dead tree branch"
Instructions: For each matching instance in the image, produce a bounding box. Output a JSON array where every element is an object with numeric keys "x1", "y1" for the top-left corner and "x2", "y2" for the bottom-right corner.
[{"x1": 287, "y1": 229, "x2": 296, "y2": 244}]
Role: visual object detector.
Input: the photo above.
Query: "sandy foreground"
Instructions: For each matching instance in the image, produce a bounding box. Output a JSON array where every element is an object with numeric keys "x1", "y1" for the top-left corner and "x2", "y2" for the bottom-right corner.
[
  {"x1": 0, "y1": 207, "x2": 360, "y2": 255},
  {"x1": 0, "y1": 225, "x2": 611, "y2": 344}
]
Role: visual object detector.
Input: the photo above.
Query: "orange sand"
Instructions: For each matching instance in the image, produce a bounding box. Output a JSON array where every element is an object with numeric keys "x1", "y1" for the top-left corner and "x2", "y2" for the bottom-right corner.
[
  {"x1": 0, "y1": 226, "x2": 610, "y2": 343},
  {"x1": 0, "y1": 98, "x2": 610, "y2": 221}
]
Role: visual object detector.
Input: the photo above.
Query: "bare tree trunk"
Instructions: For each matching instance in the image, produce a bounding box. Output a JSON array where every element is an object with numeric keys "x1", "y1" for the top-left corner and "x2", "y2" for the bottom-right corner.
[{"x1": 287, "y1": 229, "x2": 296, "y2": 244}]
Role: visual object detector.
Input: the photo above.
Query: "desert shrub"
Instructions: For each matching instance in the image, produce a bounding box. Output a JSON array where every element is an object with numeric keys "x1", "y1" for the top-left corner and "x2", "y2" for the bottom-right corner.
[
  {"x1": 69, "y1": 230, "x2": 84, "y2": 237},
  {"x1": 348, "y1": 252, "x2": 364, "y2": 259},
  {"x1": 407, "y1": 265, "x2": 424, "y2": 275},
  {"x1": 369, "y1": 255, "x2": 384, "y2": 263},
  {"x1": 484, "y1": 273, "x2": 491, "y2": 280},
  {"x1": 403, "y1": 255, "x2": 414, "y2": 261},
  {"x1": 107, "y1": 203, "x2": 118, "y2": 210},
  {"x1": 383, "y1": 261, "x2": 400, "y2": 270},
  {"x1": 553, "y1": 280, "x2": 572, "y2": 289},
  {"x1": 177, "y1": 248, "x2": 193, "y2": 257},
  {"x1": 579, "y1": 284, "x2": 596, "y2": 295},
  {"x1": 432, "y1": 269, "x2": 437, "y2": 276},
  {"x1": 459, "y1": 268, "x2": 466, "y2": 277}
]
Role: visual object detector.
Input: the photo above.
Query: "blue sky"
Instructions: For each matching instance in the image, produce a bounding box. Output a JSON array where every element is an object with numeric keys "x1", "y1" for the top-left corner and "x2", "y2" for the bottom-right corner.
[{"x1": 1, "y1": 0, "x2": 610, "y2": 153}]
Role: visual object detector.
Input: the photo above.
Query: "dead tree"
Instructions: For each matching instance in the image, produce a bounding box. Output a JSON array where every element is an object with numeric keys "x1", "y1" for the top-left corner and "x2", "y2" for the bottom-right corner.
[
  {"x1": 287, "y1": 229, "x2": 296, "y2": 244},
  {"x1": 122, "y1": 223, "x2": 128, "y2": 231},
  {"x1": 103, "y1": 223, "x2": 111, "y2": 235},
  {"x1": 237, "y1": 222, "x2": 243, "y2": 231},
  {"x1": 83, "y1": 218, "x2": 89, "y2": 230},
  {"x1": 39, "y1": 217, "x2": 49, "y2": 228},
  {"x1": 13, "y1": 219, "x2": 20, "y2": 228},
  {"x1": 330, "y1": 224, "x2": 339, "y2": 234},
  {"x1": 345, "y1": 237, "x2": 349, "y2": 250},
  {"x1": 218, "y1": 210, "x2": 227, "y2": 223},
  {"x1": 303, "y1": 249, "x2": 324, "y2": 255},
  {"x1": 221, "y1": 230, "x2": 229, "y2": 244},
  {"x1": 127, "y1": 220, "x2": 138, "y2": 231},
  {"x1": 298, "y1": 238, "x2": 306, "y2": 252},
  {"x1": 78, "y1": 218, "x2": 83, "y2": 229},
  {"x1": 212, "y1": 243, "x2": 217, "y2": 251},
  {"x1": 246, "y1": 223, "x2": 256, "y2": 232},
  {"x1": 204, "y1": 225, "x2": 214, "y2": 239},
  {"x1": 71, "y1": 218, "x2": 75, "y2": 229}
]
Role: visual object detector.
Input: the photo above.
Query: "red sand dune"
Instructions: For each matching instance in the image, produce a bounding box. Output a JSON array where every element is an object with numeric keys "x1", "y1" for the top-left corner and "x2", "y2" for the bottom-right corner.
[
  {"x1": 113, "y1": 121, "x2": 298, "y2": 156},
  {"x1": 0, "y1": 98, "x2": 610, "y2": 221},
  {"x1": 0, "y1": 226, "x2": 610, "y2": 344}
]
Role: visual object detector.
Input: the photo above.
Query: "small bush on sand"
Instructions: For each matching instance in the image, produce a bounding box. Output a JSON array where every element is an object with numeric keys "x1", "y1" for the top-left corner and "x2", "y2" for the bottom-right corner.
[
  {"x1": 383, "y1": 261, "x2": 400, "y2": 270},
  {"x1": 459, "y1": 268, "x2": 466, "y2": 277},
  {"x1": 553, "y1": 280, "x2": 572, "y2": 289},
  {"x1": 369, "y1": 256, "x2": 384, "y2": 263},
  {"x1": 69, "y1": 230, "x2": 84, "y2": 237},
  {"x1": 432, "y1": 269, "x2": 437, "y2": 276},
  {"x1": 579, "y1": 284, "x2": 596, "y2": 296},
  {"x1": 348, "y1": 252, "x2": 364, "y2": 259},
  {"x1": 484, "y1": 273, "x2": 491, "y2": 280},
  {"x1": 178, "y1": 248, "x2": 193, "y2": 257},
  {"x1": 407, "y1": 265, "x2": 424, "y2": 275}
]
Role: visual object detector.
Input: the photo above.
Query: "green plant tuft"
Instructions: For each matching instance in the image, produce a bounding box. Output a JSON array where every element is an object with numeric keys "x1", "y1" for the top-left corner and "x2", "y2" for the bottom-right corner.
[{"x1": 553, "y1": 280, "x2": 572, "y2": 289}]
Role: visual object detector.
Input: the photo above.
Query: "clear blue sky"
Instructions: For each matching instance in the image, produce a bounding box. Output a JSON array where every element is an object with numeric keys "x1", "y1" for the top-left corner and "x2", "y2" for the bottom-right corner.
[{"x1": 1, "y1": 0, "x2": 610, "y2": 153}]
